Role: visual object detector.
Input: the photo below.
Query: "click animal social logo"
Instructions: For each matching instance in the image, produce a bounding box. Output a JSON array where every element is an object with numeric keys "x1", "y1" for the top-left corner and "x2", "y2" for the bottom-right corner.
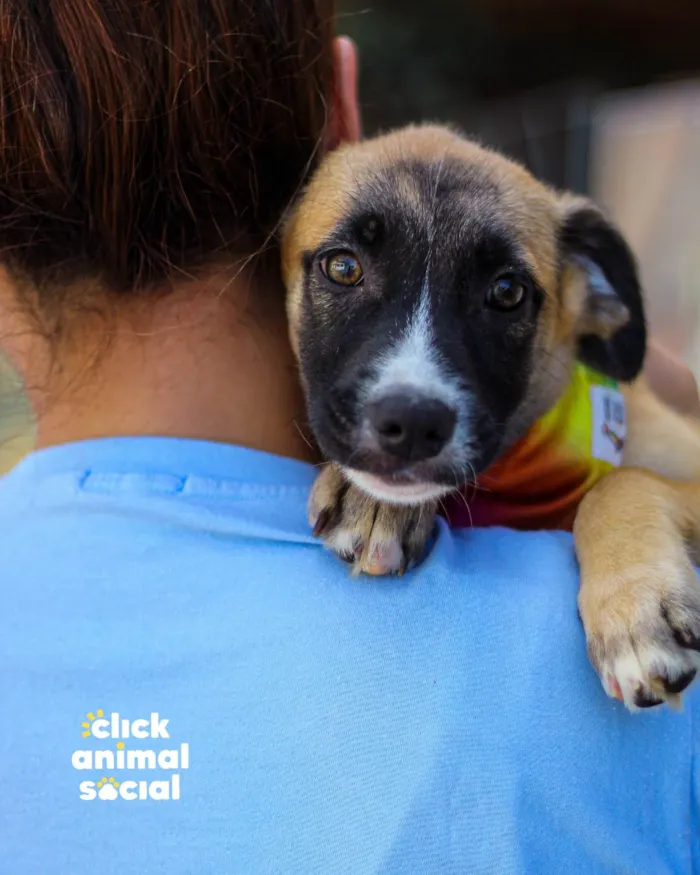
[{"x1": 73, "y1": 709, "x2": 189, "y2": 801}]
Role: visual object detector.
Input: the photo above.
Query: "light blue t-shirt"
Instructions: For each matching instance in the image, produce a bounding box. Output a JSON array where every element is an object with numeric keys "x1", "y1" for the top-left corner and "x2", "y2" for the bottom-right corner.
[{"x1": 0, "y1": 437, "x2": 698, "y2": 874}]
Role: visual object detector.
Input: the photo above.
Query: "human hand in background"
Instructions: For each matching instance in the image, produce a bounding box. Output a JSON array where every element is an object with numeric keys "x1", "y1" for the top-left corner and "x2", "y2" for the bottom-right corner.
[{"x1": 645, "y1": 339, "x2": 700, "y2": 417}]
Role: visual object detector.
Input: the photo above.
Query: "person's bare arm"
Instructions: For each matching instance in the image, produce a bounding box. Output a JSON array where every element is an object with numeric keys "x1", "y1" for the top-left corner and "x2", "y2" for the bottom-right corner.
[{"x1": 643, "y1": 339, "x2": 700, "y2": 417}]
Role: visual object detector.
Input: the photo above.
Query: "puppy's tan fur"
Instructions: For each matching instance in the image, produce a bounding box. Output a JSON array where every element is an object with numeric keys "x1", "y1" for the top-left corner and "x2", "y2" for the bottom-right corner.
[{"x1": 282, "y1": 125, "x2": 700, "y2": 711}]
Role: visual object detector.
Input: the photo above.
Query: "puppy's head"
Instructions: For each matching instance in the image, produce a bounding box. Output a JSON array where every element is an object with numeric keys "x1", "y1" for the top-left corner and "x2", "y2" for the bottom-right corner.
[{"x1": 282, "y1": 125, "x2": 645, "y2": 505}]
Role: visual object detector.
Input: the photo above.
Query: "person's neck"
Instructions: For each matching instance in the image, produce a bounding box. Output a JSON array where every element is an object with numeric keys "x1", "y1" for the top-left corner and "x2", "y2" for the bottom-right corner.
[{"x1": 13, "y1": 270, "x2": 317, "y2": 463}]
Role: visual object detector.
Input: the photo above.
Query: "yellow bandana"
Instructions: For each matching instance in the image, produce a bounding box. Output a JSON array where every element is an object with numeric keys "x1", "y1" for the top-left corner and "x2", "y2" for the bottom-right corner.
[{"x1": 444, "y1": 363, "x2": 627, "y2": 531}]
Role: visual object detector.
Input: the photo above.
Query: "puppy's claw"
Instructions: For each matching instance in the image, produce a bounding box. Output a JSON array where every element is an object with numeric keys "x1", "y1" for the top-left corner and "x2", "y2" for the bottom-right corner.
[
  {"x1": 655, "y1": 666, "x2": 696, "y2": 695},
  {"x1": 312, "y1": 508, "x2": 332, "y2": 538},
  {"x1": 605, "y1": 673, "x2": 623, "y2": 702},
  {"x1": 588, "y1": 593, "x2": 700, "y2": 712},
  {"x1": 633, "y1": 686, "x2": 664, "y2": 709},
  {"x1": 596, "y1": 640, "x2": 700, "y2": 712},
  {"x1": 359, "y1": 537, "x2": 407, "y2": 577}
]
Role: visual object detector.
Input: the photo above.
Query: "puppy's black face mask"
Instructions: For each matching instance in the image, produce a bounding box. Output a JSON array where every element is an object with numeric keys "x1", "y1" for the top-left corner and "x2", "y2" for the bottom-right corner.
[
  {"x1": 289, "y1": 135, "x2": 645, "y2": 506},
  {"x1": 295, "y1": 159, "x2": 548, "y2": 503}
]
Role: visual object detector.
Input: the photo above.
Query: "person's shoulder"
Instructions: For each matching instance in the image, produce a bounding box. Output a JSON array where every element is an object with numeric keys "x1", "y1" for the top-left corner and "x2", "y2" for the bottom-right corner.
[
  {"x1": 427, "y1": 521, "x2": 579, "y2": 606},
  {"x1": 423, "y1": 522, "x2": 581, "y2": 648},
  {"x1": 440, "y1": 522, "x2": 575, "y2": 567}
]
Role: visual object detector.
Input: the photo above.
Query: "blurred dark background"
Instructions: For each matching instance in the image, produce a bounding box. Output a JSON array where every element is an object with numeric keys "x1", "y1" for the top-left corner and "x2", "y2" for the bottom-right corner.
[{"x1": 340, "y1": 0, "x2": 700, "y2": 192}]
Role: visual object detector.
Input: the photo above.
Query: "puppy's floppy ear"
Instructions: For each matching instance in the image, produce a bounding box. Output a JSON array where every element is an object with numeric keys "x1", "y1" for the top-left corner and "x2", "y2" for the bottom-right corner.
[{"x1": 559, "y1": 196, "x2": 646, "y2": 382}]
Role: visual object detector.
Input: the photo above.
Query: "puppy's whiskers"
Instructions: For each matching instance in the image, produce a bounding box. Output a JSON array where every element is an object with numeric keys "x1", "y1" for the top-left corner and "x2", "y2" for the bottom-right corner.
[
  {"x1": 292, "y1": 419, "x2": 316, "y2": 452},
  {"x1": 449, "y1": 475, "x2": 474, "y2": 529}
]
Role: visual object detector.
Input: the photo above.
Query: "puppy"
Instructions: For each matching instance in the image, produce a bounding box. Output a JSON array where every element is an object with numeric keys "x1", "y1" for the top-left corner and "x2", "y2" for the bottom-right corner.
[{"x1": 281, "y1": 124, "x2": 700, "y2": 711}]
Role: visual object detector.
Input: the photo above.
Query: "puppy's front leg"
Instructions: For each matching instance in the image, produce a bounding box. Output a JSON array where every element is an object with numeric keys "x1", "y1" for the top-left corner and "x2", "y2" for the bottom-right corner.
[
  {"x1": 309, "y1": 463, "x2": 437, "y2": 576},
  {"x1": 575, "y1": 469, "x2": 700, "y2": 710}
]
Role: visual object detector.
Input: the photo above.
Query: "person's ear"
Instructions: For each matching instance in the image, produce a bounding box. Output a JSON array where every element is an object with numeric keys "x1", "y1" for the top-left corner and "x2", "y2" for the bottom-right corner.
[
  {"x1": 325, "y1": 36, "x2": 361, "y2": 152},
  {"x1": 559, "y1": 195, "x2": 647, "y2": 382}
]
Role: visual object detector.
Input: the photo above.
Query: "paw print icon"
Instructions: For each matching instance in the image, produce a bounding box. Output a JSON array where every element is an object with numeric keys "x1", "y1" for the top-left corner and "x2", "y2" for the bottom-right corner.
[{"x1": 96, "y1": 776, "x2": 120, "y2": 800}]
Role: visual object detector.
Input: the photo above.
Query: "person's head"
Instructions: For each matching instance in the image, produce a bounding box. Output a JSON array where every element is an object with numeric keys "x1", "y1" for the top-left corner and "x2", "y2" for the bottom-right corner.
[{"x1": 0, "y1": 0, "x2": 360, "y2": 453}]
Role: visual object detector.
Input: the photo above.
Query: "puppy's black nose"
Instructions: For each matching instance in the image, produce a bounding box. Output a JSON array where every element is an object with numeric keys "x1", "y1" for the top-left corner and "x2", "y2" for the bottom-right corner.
[{"x1": 367, "y1": 393, "x2": 456, "y2": 462}]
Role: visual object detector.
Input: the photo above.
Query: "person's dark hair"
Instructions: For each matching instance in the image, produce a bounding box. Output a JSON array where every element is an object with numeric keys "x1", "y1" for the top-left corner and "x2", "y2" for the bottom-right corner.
[{"x1": 0, "y1": 0, "x2": 335, "y2": 295}]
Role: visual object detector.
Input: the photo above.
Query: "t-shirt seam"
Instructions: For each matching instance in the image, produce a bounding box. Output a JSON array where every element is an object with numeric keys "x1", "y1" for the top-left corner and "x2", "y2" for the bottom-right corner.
[{"x1": 77, "y1": 470, "x2": 311, "y2": 500}]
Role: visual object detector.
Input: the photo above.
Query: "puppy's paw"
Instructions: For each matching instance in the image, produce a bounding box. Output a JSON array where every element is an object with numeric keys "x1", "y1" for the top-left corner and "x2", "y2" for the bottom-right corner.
[
  {"x1": 575, "y1": 470, "x2": 700, "y2": 711},
  {"x1": 309, "y1": 463, "x2": 436, "y2": 576},
  {"x1": 578, "y1": 538, "x2": 700, "y2": 711}
]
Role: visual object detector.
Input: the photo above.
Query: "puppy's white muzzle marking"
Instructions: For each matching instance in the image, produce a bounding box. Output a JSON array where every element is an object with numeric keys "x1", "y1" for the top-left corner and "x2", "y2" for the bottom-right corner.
[
  {"x1": 372, "y1": 282, "x2": 459, "y2": 406},
  {"x1": 344, "y1": 468, "x2": 452, "y2": 506},
  {"x1": 361, "y1": 271, "x2": 471, "y2": 464}
]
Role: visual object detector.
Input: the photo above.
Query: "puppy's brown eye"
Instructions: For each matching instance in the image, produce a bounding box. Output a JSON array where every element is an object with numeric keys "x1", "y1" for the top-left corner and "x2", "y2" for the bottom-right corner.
[
  {"x1": 321, "y1": 251, "x2": 364, "y2": 287},
  {"x1": 486, "y1": 275, "x2": 527, "y2": 311}
]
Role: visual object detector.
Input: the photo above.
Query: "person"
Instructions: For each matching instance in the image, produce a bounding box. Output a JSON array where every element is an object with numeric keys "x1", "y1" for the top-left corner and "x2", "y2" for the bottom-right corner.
[{"x1": 0, "y1": 3, "x2": 697, "y2": 873}]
